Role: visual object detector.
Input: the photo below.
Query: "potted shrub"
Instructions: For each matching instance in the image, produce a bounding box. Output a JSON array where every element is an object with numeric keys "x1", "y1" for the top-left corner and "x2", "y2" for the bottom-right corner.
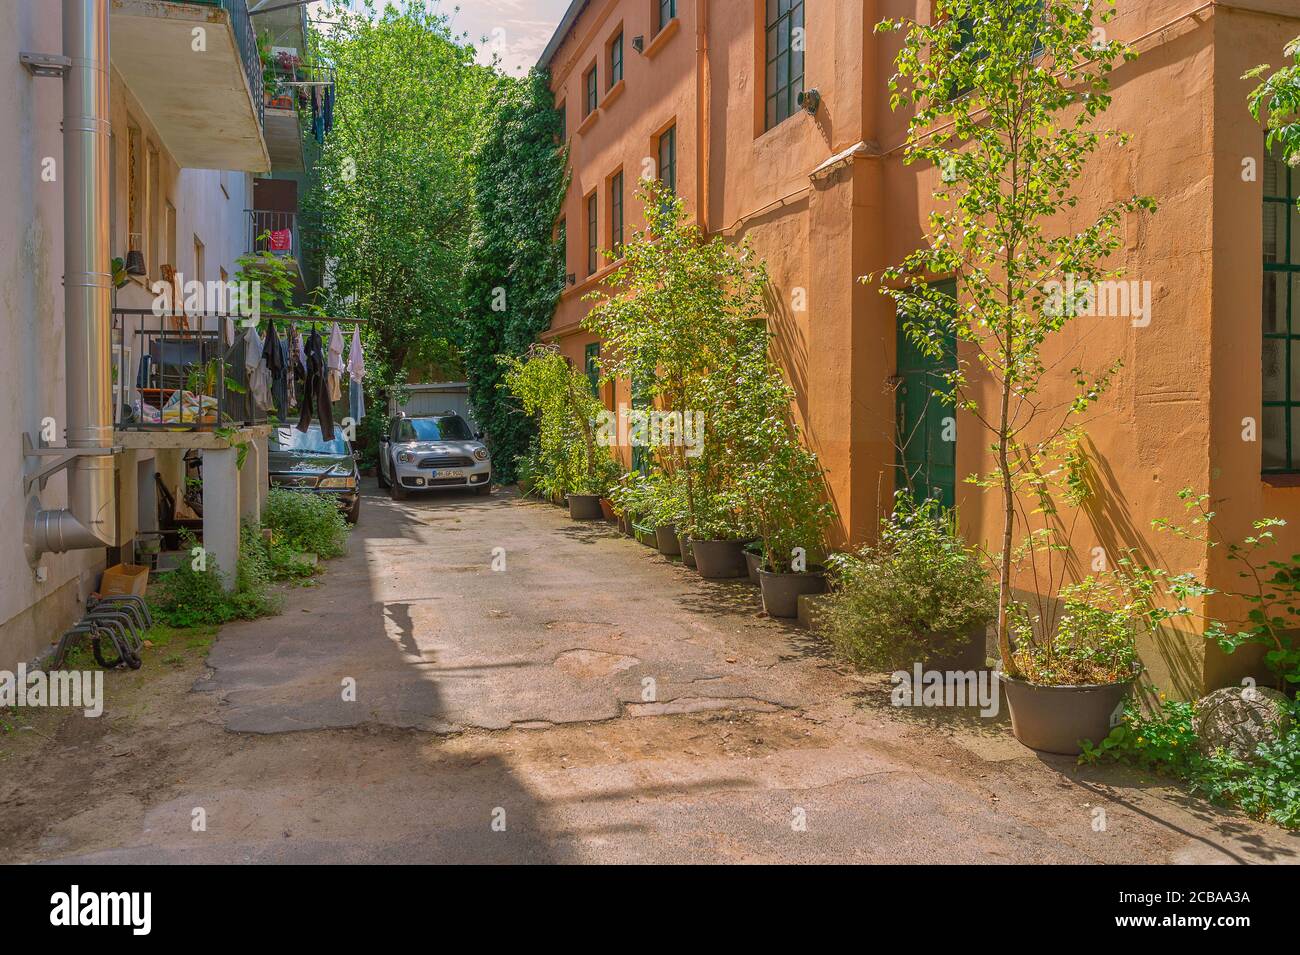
[
  {"x1": 682, "y1": 490, "x2": 748, "y2": 578},
  {"x1": 1000, "y1": 578, "x2": 1143, "y2": 755},
  {"x1": 743, "y1": 540, "x2": 762, "y2": 584},
  {"x1": 609, "y1": 470, "x2": 656, "y2": 538},
  {"x1": 823, "y1": 495, "x2": 997, "y2": 672},
  {"x1": 501, "y1": 345, "x2": 618, "y2": 521},
  {"x1": 650, "y1": 477, "x2": 685, "y2": 556},
  {"x1": 568, "y1": 454, "x2": 618, "y2": 521},
  {"x1": 737, "y1": 402, "x2": 835, "y2": 617}
]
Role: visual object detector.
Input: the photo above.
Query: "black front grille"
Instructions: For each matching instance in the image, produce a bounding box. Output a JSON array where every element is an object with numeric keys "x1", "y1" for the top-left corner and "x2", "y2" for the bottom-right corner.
[
  {"x1": 402, "y1": 476, "x2": 467, "y2": 487},
  {"x1": 417, "y1": 454, "x2": 473, "y2": 469}
]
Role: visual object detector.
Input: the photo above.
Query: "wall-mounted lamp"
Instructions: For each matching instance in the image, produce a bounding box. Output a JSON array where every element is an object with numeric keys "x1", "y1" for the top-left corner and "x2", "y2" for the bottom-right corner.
[
  {"x1": 567, "y1": 272, "x2": 576, "y2": 286},
  {"x1": 797, "y1": 88, "x2": 821, "y2": 115},
  {"x1": 632, "y1": 35, "x2": 645, "y2": 53}
]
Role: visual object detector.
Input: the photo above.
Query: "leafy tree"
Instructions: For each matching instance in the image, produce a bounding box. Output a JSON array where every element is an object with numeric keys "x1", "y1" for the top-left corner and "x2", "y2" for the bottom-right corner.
[
  {"x1": 304, "y1": 1, "x2": 497, "y2": 446},
  {"x1": 500, "y1": 345, "x2": 618, "y2": 497},
  {"x1": 582, "y1": 180, "x2": 769, "y2": 537},
  {"x1": 870, "y1": 0, "x2": 1155, "y2": 674},
  {"x1": 459, "y1": 68, "x2": 568, "y2": 482},
  {"x1": 1247, "y1": 36, "x2": 1300, "y2": 162}
]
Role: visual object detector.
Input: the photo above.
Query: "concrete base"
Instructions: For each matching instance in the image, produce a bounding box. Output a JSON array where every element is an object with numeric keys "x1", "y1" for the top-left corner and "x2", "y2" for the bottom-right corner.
[{"x1": 797, "y1": 593, "x2": 833, "y2": 631}]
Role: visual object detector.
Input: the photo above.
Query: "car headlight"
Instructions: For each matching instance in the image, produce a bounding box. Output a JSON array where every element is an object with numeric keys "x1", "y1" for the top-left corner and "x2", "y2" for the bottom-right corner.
[
  {"x1": 473, "y1": 447, "x2": 489, "y2": 461},
  {"x1": 397, "y1": 450, "x2": 415, "y2": 463},
  {"x1": 319, "y1": 477, "x2": 355, "y2": 489}
]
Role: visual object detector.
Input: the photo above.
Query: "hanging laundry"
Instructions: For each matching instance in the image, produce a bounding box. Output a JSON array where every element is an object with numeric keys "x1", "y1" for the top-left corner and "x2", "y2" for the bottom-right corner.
[
  {"x1": 244, "y1": 325, "x2": 272, "y2": 413},
  {"x1": 326, "y1": 321, "x2": 344, "y2": 403},
  {"x1": 347, "y1": 325, "x2": 366, "y2": 423},
  {"x1": 296, "y1": 327, "x2": 334, "y2": 440},
  {"x1": 323, "y1": 83, "x2": 334, "y2": 137},
  {"x1": 262, "y1": 321, "x2": 288, "y2": 423},
  {"x1": 284, "y1": 325, "x2": 297, "y2": 409}
]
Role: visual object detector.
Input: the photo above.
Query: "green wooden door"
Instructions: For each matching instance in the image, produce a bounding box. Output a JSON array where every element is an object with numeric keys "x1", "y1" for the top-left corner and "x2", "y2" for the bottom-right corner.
[
  {"x1": 896, "y1": 280, "x2": 957, "y2": 509},
  {"x1": 631, "y1": 374, "x2": 651, "y2": 475}
]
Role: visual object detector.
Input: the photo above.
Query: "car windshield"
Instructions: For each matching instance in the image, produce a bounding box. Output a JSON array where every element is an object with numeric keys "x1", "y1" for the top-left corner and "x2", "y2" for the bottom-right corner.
[
  {"x1": 395, "y1": 416, "x2": 473, "y2": 442},
  {"x1": 272, "y1": 427, "x2": 349, "y2": 455}
]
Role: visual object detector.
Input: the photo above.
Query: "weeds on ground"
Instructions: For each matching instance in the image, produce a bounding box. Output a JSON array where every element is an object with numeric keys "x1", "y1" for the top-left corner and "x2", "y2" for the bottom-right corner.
[
  {"x1": 1081, "y1": 698, "x2": 1300, "y2": 830},
  {"x1": 150, "y1": 528, "x2": 281, "y2": 628},
  {"x1": 262, "y1": 487, "x2": 350, "y2": 560}
]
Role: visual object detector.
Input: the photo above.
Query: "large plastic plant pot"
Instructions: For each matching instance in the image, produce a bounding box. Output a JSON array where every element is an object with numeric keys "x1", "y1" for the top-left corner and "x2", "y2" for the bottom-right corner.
[
  {"x1": 999, "y1": 674, "x2": 1133, "y2": 756},
  {"x1": 568, "y1": 493, "x2": 604, "y2": 521},
  {"x1": 758, "y1": 568, "x2": 826, "y2": 618},
  {"x1": 655, "y1": 524, "x2": 681, "y2": 555},
  {"x1": 678, "y1": 533, "x2": 696, "y2": 567},
  {"x1": 691, "y1": 538, "x2": 747, "y2": 579},
  {"x1": 743, "y1": 549, "x2": 762, "y2": 585}
]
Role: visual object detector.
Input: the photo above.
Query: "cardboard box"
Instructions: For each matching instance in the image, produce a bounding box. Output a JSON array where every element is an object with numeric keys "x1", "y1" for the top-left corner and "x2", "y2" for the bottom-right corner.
[{"x1": 100, "y1": 563, "x2": 150, "y2": 598}]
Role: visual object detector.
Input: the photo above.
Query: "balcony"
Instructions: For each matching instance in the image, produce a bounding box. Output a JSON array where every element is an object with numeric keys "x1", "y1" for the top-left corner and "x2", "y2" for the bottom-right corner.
[
  {"x1": 112, "y1": 308, "x2": 269, "y2": 434},
  {"x1": 263, "y1": 60, "x2": 336, "y2": 172},
  {"x1": 247, "y1": 209, "x2": 302, "y2": 284},
  {"x1": 110, "y1": 0, "x2": 269, "y2": 172}
]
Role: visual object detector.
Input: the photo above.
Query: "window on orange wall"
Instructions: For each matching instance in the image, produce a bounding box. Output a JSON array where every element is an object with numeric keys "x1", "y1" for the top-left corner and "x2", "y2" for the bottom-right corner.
[
  {"x1": 556, "y1": 100, "x2": 566, "y2": 141},
  {"x1": 585, "y1": 342, "x2": 602, "y2": 398},
  {"x1": 764, "y1": 0, "x2": 804, "y2": 130},
  {"x1": 1263, "y1": 138, "x2": 1300, "y2": 472},
  {"x1": 557, "y1": 216, "x2": 567, "y2": 275},
  {"x1": 587, "y1": 192, "x2": 599, "y2": 275},
  {"x1": 585, "y1": 64, "x2": 598, "y2": 115},
  {"x1": 610, "y1": 32, "x2": 623, "y2": 86},
  {"x1": 658, "y1": 124, "x2": 676, "y2": 195},
  {"x1": 610, "y1": 171, "x2": 624, "y2": 252},
  {"x1": 657, "y1": 0, "x2": 677, "y2": 34}
]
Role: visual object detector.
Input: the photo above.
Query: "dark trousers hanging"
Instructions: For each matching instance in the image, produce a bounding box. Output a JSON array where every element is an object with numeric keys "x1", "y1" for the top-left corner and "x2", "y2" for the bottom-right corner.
[{"x1": 296, "y1": 330, "x2": 335, "y2": 440}]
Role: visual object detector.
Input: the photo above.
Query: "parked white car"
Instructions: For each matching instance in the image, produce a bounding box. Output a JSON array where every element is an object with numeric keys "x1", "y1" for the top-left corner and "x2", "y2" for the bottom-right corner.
[{"x1": 377, "y1": 413, "x2": 492, "y2": 499}]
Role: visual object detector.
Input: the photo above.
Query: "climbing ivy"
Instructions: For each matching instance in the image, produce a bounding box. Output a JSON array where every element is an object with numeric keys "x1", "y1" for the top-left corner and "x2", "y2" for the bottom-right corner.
[{"x1": 459, "y1": 67, "x2": 569, "y2": 483}]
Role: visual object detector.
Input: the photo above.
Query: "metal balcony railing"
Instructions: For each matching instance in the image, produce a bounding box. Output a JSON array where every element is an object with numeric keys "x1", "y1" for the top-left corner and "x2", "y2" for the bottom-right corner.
[
  {"x1": 112, "y1": 308, "x2": 268, "y2": 432},
  {"x1": 247, "y1": 209, "x2": 300, "y2": 265}
]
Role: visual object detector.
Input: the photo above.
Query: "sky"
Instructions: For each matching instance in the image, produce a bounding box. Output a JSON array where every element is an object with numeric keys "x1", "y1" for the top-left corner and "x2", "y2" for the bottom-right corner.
[{"x1": 306, "y1": 0, "x2": 572, "y2": 76}]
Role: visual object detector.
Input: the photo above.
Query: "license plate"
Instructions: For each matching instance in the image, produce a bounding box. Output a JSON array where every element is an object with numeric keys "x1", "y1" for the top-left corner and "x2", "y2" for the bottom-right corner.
[{"x1": 436, "y1": 469, "x2": 465, "y2": 478}]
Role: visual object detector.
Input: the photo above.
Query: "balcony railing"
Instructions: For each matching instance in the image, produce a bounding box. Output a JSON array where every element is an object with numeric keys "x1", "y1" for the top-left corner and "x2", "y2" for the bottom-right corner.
[
  {"x1": 113, "y1": 308, "x2": 268, "y2": 432},
  {"x1": 248, "y1": 209, "x2": 300, "y2": 265}
]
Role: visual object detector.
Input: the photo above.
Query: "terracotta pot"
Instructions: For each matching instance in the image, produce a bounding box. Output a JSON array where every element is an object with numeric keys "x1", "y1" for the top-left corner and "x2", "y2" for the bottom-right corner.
[
  {"x1": 679, "y1": 532, "x2": 696, "y2": 567},
  {"x1": 655, "y1": 524, "x2": 681, "y2": 555},
  {"x1": 599, "y1": 497, "x2": 616, "y2": 522},
  {"x1": 691, "y1": 538, "x2": 747, "y2": 579},
  {"x1": 568, "y1": 493, "x2": 604, "y2": 521},
  {"x1": 999, "y1": 674, "x2": 1133, "y2": 756},
  {"x1": 758, "y1": 567, "x2": 826, "y2": 618}
]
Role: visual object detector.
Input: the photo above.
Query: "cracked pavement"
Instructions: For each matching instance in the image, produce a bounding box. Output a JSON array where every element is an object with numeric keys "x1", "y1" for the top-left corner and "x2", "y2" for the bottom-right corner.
[{"x1": 3, "y1": 482, "x2": 1299, "y2": 864}]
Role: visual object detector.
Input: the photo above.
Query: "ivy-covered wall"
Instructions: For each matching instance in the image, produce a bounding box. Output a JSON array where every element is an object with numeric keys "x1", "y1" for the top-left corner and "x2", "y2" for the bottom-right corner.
[{"x1": 459, "y1": 68, "x2": 569, "y2": 483}]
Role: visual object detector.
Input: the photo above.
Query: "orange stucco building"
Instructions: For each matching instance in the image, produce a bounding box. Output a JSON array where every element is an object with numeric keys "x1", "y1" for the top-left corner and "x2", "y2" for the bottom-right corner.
[{"x1": 538, "y1": 0, "x2": 1300, "y2": 697}]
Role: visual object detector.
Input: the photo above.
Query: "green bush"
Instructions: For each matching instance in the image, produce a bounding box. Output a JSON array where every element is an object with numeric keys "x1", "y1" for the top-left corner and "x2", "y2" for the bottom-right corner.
[
  {"x1": 501, "y1": 345, "x2": 615, "y2": 497},
  {"x1": 1082, "y1": 698, "x2": 1300, "y2": 830},
  {"x1": 823, "y1": 494, "x2": 996, "y2": 670},
  {"x1": 151, "y1": 528, "x2": 281, "y2": 628},
  {"x1": 263, "y1": 487, "x2": 350, "y2": 559}
]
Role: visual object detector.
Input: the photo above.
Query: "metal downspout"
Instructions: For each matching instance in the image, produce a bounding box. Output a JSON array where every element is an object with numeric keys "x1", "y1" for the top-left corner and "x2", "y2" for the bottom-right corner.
[{"x1": 29, "y1": 0, "x2": 116, "y2": 556}]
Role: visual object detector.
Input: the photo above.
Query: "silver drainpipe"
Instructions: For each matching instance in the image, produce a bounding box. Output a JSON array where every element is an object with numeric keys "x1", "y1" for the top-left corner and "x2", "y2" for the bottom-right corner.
[{"x1": 29, "y1": 0, "x2": 115, "y2": 555}]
